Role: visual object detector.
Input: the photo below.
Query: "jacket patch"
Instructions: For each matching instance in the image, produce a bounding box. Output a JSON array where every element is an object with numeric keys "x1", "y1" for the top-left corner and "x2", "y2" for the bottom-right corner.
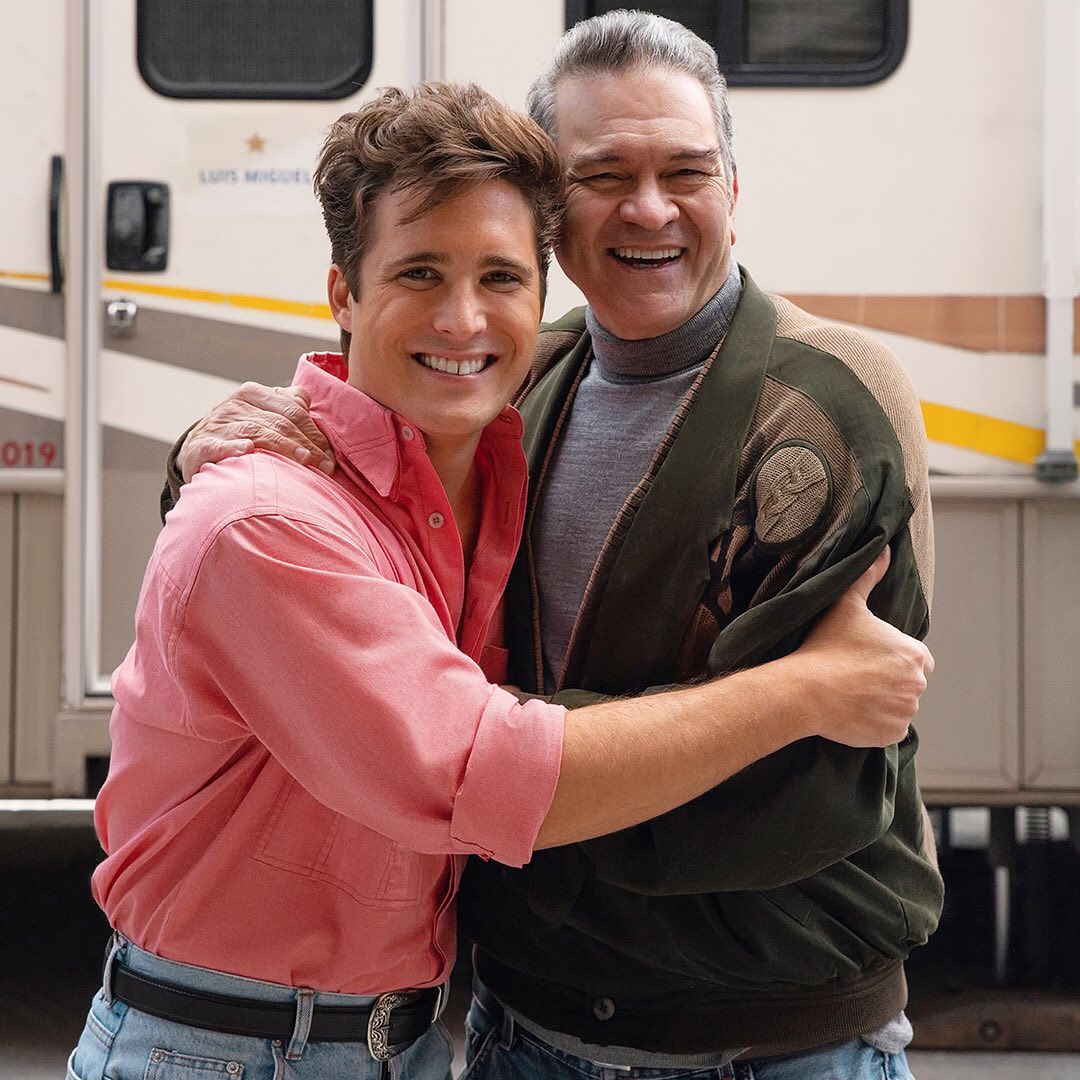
[{"x1": 751, "y1": 441, "x2": 833, "y2": 553}]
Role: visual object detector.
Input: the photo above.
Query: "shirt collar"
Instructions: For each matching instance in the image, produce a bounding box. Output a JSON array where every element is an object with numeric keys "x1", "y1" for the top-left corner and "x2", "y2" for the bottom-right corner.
[{"x1": 292, "y1": 353, "x2": 523, "y2": 499}]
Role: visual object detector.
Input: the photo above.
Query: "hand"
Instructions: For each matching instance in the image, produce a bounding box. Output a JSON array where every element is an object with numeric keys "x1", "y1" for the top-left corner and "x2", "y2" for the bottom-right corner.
[
  {"x1": 798, "y1": 547, "x2": 934, "y2": 747},
  {"x1": 177, "y1": 383, "x2": 336, "y2": 483}
]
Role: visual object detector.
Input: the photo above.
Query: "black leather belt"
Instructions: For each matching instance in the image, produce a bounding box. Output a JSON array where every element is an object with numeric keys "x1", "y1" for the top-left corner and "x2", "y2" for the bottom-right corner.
[{"x1": 110, "y1": 961, "x2": 443, "y2": 1060}]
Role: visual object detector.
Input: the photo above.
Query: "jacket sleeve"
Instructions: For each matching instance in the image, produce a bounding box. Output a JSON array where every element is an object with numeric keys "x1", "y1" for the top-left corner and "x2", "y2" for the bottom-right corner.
[
  {"x1": 554, "y1": 532, "x2": 924, "y2": 893},
  {"x1": 159, "y1": 423, "x2": 195, "y2": 523}
]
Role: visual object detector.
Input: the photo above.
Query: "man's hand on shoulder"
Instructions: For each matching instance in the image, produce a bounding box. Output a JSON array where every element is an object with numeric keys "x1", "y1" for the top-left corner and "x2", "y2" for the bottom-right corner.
[
  {"x1": 178, "y1": 382, "x2": 335, "y2": 483},
  {"x1": 793, "y1": 547, "x2": 934, "y2": 748}
]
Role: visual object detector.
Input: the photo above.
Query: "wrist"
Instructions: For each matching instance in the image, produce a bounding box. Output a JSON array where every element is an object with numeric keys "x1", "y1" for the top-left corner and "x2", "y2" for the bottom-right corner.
[{"x1": 761, "y1": 652, "x2": 823, "y2": 742}]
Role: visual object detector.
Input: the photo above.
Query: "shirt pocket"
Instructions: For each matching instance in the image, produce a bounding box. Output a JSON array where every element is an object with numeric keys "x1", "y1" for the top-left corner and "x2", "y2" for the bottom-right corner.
[
  {"x1": 478, "y1": 644, "x2": 509, "y2": 684},
  {"x1": 252, "y1": 775, "x2": 422, "y2": 908}
]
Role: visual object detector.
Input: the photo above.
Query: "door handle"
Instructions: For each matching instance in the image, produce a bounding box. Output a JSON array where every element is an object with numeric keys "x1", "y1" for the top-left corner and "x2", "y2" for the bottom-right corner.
[
  {"x1": 105, "y1": 297, "x2": 138, "y2": 336},
  {"x1": 49, "y1": 155, "x2": 63, "y2": 293},
  {"x1": 106, "y1": 181, "x2": 170, "y2": 272}
]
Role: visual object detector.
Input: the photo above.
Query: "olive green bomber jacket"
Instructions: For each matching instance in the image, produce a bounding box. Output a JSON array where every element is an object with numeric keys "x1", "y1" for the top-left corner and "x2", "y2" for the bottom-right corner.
[{"x1": 459, "y1": 269, "x2": 945, "y2": 1051}]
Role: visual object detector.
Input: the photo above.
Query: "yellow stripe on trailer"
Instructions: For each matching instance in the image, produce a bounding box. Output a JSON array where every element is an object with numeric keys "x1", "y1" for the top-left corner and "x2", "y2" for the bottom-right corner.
[
  {"x1": 101, "y1": 278, "x2": 332, "y2": 321},
  {"x1": 0, "y1": 270, "x2": 50, "y2": 284},
  {"x1": 921, "y1": 400, "x2": 1080, "y2": 466}
]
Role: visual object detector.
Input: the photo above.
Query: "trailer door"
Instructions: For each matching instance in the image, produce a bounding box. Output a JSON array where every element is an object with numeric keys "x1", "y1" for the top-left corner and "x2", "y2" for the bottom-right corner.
[{"x1": 69, "y1": 1, "x2": 422, "y2": 712}]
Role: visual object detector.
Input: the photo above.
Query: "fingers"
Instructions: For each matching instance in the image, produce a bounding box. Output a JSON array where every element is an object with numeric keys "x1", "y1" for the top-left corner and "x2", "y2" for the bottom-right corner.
[
  {"x1": 845, "y1": 546, "x2": 891, "y2": 606},
  {"x1": 236, "y1": 383, "x2": 334, "y2": 460},
  {"x1": 179, "y1": 383, "x2": 336, "y2": 482}
]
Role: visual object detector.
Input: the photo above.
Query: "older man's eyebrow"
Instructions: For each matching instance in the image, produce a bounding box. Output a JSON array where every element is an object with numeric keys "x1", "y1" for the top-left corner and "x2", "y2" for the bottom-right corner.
[
  {"x1": 567, "y1": 146, "x2": 723, "y2": 172},
  {"x1": 669, "y1": 147, "x2": 724, "y2": 167}
]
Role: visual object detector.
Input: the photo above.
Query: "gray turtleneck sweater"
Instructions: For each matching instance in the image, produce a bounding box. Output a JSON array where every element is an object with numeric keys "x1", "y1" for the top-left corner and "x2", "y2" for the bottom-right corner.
[{"x1": 533, "y1": 261, "x2": 742, "y2": 692}]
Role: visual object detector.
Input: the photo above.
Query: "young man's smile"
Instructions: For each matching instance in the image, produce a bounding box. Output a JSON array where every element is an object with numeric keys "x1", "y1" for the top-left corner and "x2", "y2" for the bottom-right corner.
[{"x1": 329, "y1": 178, "x2": 543, "y2": 454}]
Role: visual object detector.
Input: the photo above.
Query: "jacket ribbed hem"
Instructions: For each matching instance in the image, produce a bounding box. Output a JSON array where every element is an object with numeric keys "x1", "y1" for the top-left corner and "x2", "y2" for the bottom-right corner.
[{"x1": 474, "y1": 951, "x2": 908, "y2": 1055}]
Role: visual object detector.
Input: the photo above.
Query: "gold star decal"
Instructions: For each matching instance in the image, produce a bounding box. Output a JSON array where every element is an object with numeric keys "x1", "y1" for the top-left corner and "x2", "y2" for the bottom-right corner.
[{"x1": 246, "y1": 133, "x2": 266, "y2": 153}]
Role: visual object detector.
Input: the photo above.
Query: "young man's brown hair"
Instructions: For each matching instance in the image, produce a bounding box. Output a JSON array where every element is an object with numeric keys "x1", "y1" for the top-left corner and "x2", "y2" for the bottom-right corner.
[{"x1": 314, "y1": 81, "x2": 565, "y2": 355}]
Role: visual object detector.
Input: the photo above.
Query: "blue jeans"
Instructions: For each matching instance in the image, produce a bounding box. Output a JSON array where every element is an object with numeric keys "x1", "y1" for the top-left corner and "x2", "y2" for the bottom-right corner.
[
  {"x1": 68, "y1": 935, "x2": 453, "y2": 1080},
  {"x1": 460, "y1": 983, "x2": 916, "y2": 1080}
]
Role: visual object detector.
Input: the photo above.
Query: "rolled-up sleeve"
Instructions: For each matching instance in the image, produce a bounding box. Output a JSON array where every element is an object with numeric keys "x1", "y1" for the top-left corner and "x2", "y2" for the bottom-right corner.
[{"x1": 451, "y1": 689, "x2": 563, "y2": 866}]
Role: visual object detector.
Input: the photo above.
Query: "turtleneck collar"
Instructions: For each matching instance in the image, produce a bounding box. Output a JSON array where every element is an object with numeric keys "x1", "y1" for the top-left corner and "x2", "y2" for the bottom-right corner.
[{"x1": 585, "y1": 261, "x2": 742, "y2": 383}]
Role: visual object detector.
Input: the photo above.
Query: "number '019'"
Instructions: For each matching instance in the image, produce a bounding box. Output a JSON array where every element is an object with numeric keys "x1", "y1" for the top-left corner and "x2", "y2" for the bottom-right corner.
[{"x1": 0, "y1": 441, "x2": 59, "y2": 467}]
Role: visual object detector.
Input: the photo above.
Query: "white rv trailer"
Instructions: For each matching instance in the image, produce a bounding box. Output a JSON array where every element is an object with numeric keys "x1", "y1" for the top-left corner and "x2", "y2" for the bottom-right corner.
[{"x1": 0, "y1": 1, "x2": 1077, "y2": 819}]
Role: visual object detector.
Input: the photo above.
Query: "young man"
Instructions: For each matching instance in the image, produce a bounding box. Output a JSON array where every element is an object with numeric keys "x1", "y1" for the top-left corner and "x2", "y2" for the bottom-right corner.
[{"x1": 72, "y1": 82, "x2": 930, "y2": 1080}]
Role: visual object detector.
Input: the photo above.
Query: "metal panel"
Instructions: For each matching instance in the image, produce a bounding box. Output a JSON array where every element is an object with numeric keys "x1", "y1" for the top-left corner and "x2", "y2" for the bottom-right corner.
[
  {"x1": 1022, "y1": 500, "x2": 1080, "y2": 788},
  {"x1": 13, "y1": 495, "x2": 63, "y2": 784},
  {"x1": 917, "y1": 498, "x2": 1020, "y2": 792}
]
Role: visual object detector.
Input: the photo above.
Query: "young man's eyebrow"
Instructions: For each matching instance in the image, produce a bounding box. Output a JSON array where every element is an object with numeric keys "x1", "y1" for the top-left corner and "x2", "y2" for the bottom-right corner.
[
  {"x1": 479, "y1": 255, "x2": 536, "y2": 280},
  {"x1": 384, "y1": 251, "x2": 449, "y2": 272},
  {"x1": 382, "y1": 252, "x2": 535, "y2": 280}
]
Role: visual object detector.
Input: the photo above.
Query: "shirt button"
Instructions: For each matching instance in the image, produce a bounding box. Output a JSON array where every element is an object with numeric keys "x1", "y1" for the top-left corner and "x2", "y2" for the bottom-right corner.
[
  {"x1": 428, "y1": 512, "x2": 445, "y2": 529},
  {"x1": 401, "y1": 425, "x2": 415, "y2": 441},
  {"x1": 592, "y1": 996, "x2": 616, "y2": 1021}
]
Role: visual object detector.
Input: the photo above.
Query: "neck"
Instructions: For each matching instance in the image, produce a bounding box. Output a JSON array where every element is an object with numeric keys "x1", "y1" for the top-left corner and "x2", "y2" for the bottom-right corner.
[
  {"x1": 586, "y1": 261, "x2": 742, "y2": 381},
  {"x1": 426, "y1": 433, "x2": 483, "y2": 561}
]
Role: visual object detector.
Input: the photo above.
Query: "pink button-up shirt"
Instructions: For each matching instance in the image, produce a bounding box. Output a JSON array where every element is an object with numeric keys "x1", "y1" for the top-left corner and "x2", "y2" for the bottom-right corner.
[{"x1": 93, "y1": 353, "x2": 564, "y2": 994}]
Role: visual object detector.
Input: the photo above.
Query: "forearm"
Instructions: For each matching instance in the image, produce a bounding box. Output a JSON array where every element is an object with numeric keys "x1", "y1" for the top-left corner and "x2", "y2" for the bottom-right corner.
[
  {"x1": 533, "y1": 544, "x2": 928, "y2": 857},
  {"x1": 535, "y1": 653, "x2": 813, "y2": 849}
]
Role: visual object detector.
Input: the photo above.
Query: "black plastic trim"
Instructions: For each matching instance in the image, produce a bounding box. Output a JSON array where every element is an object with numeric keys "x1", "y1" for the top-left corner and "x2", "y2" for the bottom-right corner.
[
  {"x1": 48, "y1": 155, "x2": 63, "y2": 294},
  {"x1": 565, "y1": 1, "x2": 908, "y2": 88},
  {"x1": 135, "y1": 0, "x2": 374, "y2": 101}
]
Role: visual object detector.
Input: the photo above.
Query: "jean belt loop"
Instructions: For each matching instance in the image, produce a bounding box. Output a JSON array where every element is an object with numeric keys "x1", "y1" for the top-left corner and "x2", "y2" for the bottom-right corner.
[
  {"x1": 498, "y1": 1004, "x2": 514, "y2": 1051},
  {"x1": 100, "y1": 931, "x2": 125, "y2": 1006},
  {"x1": 285, "y1": 987, "x2": 315, "y2": 1061}
]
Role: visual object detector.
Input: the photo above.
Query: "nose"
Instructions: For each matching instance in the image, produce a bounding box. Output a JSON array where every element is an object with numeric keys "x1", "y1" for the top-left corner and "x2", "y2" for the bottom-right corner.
[
  {"x1": 432, "y1": 283, "x2": 487, "y2": 339},
  {"x1": 619, "y1": 178, "x2": 678, "y2": 230}
]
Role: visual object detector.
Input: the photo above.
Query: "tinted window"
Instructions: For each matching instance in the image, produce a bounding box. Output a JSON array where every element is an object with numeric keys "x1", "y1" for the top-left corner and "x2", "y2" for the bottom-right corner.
[
  {"x1": 137, "y1": 0, "x2": 373, "y2": 100},
  {"x1": 565, "y1": 1, "x2": 907, "y2": 86}
]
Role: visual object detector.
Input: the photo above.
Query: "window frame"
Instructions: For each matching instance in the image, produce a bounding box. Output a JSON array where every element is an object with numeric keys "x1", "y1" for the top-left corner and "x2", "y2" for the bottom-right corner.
[
  {"x1": 135, "y1": 0, "x2": 374, "y2": 101},
  {"x1": 564, "y1": 0, "x2": 908, "y2": 87}
]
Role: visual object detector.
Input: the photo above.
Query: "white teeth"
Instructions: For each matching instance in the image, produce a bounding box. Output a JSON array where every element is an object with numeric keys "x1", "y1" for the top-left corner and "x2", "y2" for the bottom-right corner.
[
  {"x1": 613, "y1": 247, "x2": 682, "y2": 261},
  {"x1": 416, "y1": 354, "x2": 490, "y2": 376}
]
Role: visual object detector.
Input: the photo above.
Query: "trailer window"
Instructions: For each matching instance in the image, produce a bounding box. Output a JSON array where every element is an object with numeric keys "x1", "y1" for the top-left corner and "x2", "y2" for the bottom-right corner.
[
  {"x1": 565, "y1": 0, "x2": 907, "y2": 87},
  {"x1": 137, "y1": 0, "x2": 373, "y2": 99}
]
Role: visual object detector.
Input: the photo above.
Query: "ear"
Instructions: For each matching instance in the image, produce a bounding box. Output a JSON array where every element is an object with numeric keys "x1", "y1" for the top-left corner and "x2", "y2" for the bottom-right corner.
[
  {"x1": 327, "y1": 265, "x2": 353, "y2": 331},
  {"x1": 728, "y1": 173, "x2": 738, "y2": 247}
]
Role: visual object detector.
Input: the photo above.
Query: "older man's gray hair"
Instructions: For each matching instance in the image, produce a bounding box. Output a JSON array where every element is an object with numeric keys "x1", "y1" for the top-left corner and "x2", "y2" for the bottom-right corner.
[{"x1": 526, "y1": 8, "x2": 737, "y2": 197}]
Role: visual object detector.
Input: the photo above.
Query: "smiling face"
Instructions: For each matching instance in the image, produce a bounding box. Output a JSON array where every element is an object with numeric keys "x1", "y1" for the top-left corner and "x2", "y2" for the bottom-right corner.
[
  {"x1": 328, "y1": 179, "x2": 543, "y2": 453},
  {"x1": 552, "y1": 66, "x2": 737, "y2": 340}
]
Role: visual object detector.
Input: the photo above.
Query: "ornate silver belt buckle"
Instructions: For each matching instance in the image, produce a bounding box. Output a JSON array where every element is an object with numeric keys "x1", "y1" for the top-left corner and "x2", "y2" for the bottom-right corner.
[
  {"x1": 367, "y1": 991, "x2": 411, "y2": 1062},
  {"x1": 367, "y1": 985, "x2": 444, "y2": 1062}
]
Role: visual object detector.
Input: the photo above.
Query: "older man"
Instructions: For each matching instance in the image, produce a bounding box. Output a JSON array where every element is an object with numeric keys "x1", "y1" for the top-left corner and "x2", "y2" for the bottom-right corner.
[{"x1": 167, "y1": 12, "x2": 942, "y2": 1080}]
